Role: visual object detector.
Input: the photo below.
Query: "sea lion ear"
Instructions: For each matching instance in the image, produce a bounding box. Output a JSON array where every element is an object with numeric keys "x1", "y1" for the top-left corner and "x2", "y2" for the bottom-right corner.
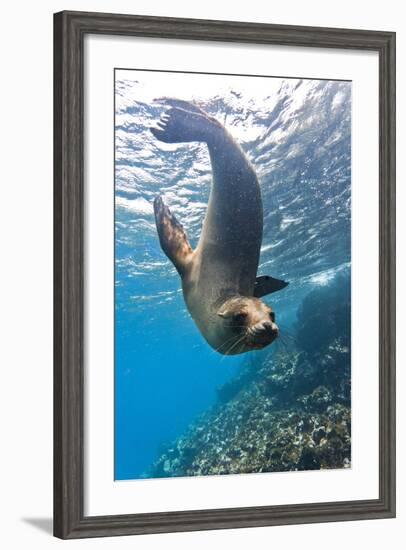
[
  {"x1": 217, "y1": 307, "x2": 231, "y2": 318},
  {"x1": 254, "y1": 275, "x2": 289, "y2": 298}
]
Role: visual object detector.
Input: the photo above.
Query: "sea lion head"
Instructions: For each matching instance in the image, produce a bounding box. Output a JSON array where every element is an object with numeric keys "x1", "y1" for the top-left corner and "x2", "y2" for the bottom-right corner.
[{"x1": 216, "y1": 296, "x2": 279, "y2": 355}]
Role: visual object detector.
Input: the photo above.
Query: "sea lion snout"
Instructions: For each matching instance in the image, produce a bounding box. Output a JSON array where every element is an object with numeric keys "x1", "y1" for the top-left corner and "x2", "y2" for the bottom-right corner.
[
  {"x1": 252, "y1": 320, "x2": 279, "y2": 337},
  {"x1": 248, "y1": 320, "x2": 279, "y2": 345}
]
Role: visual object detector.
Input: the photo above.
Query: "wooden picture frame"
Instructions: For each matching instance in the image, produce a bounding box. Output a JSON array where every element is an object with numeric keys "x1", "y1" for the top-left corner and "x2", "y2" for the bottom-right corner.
[{"x1": 54, "y1": 10, "x2": 396, "y2": 539}]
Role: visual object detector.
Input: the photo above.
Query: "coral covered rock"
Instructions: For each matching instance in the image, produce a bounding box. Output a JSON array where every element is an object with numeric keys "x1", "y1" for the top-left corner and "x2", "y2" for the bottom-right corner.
[{"x1": 148, "y1": 275, "x2": 351, "y2": 478}]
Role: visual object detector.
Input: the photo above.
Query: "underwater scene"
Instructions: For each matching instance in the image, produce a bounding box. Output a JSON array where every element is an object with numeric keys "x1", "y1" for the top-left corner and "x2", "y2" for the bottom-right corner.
[{"x1": 115, "y1": 69, "x2": 351, "y2": 480}]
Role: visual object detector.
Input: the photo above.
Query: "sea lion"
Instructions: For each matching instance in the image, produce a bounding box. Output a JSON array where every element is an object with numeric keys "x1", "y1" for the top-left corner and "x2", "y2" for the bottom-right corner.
[{"x1": 151, "y1": 98, "x2": 288, "y2": 355}]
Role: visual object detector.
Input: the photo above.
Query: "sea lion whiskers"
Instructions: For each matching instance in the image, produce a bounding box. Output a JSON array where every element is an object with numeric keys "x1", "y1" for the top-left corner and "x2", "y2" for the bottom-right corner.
[
  {"x1": 278, "y1": 334, "x2": 295, "y2": 351},
  {"x1": 223, "y1": 334, "x2": 247, "y2": 357},
  {"x1": 277, "y1": 325, "x2": 297, "y2": 343},
  {"x1": 274, "y1": 338, "x2": 288, "y2": 352},
  {"x1": 212, "y1": 332, "x2": 244, "y2": 355}
]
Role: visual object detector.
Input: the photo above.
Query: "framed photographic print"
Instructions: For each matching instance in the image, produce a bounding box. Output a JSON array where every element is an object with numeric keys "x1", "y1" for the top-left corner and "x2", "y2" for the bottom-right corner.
[{"x1": 54, "y1": 10, "x2": 396, "y2": 539}]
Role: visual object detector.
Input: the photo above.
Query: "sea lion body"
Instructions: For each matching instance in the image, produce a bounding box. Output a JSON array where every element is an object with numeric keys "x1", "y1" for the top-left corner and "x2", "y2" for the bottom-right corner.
[
  {"x1": 181, "y1": 129, "x2": 262, "y2": 349},
  {"x1": 151, "y1": 99, "x2": 288, "y2": 354}
]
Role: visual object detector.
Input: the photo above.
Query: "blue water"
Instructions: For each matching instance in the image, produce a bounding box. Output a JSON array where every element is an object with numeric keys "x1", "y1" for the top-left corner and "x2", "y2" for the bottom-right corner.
[{"x1": 114, "y1": 70, "x2": 351, "y2": 480}]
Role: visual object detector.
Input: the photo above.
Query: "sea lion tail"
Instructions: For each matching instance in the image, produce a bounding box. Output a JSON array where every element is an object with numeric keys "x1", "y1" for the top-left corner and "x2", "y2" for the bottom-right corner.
[{"x1": 150, "y1": 99, "x2": 221, "y2": 144}]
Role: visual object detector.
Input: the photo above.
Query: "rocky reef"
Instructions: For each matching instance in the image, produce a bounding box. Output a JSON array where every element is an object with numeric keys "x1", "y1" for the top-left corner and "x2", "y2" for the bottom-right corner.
[{"x1": 149, "y1": 275, "x2": 351, "y2": 478}]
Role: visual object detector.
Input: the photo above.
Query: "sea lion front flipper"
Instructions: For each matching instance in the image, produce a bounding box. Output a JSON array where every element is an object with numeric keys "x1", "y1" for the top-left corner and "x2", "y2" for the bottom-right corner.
[
  {"x1": 253, "y1": 275, "x2": 289, "y2": 298},
  {"x1": 153, "y1": 196, "x2": 193, "y2": 276}
]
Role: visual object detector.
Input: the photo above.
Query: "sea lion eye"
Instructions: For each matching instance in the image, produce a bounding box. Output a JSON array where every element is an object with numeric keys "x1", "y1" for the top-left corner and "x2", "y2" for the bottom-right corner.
[
  {"x1": 270, "y1": 312, "x2": 276, "y2": 322},
  {"x1": 233, "y1": 312, "x2": 247, "y2": 324}
]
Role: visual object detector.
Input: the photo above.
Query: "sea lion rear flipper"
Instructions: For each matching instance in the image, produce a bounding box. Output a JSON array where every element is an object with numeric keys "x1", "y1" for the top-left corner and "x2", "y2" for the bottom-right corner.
[
  {"x1": 150, "y1": 100, "x2": 220, "y2": 144},
  {"x1": 253, "y1": 275, "x2": 289, "y2": 298},
  {"x1": 154, "y1": 97, "x2": 206, "y2": 116},
  {"x1": 153, "y1": 196, "x2": 193, "y2": 276}
]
